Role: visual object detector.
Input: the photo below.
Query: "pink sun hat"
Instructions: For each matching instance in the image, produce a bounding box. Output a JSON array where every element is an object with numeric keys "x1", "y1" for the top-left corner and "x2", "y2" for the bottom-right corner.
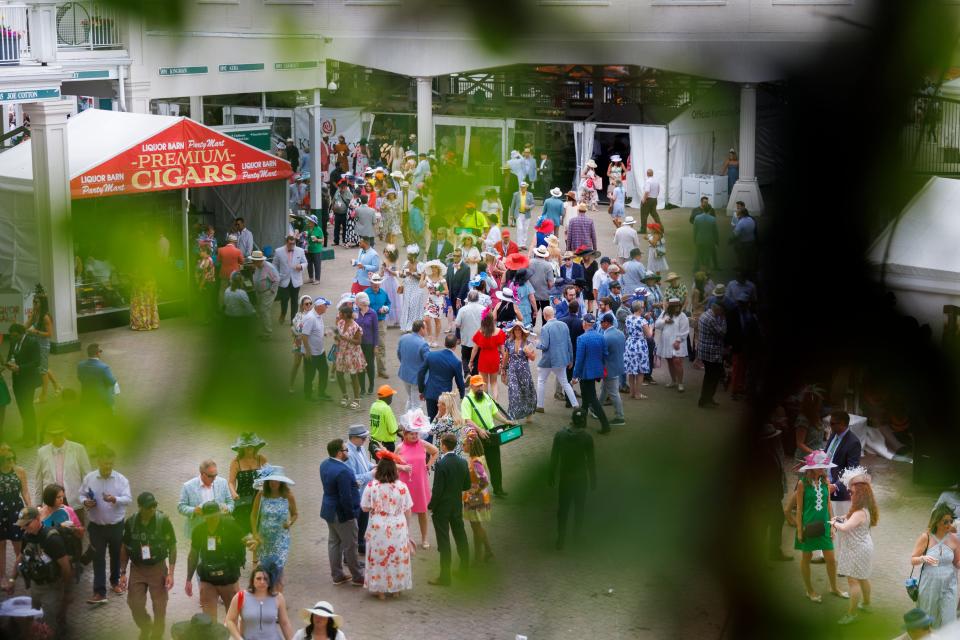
[{"x1": 798, "y1": 450, "x2": 837, "y2": 471}]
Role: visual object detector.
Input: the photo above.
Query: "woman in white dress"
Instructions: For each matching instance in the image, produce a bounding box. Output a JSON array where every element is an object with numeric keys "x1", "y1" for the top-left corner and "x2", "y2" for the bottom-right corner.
[
  {"x1": 578, "y1": 159, "x2": 600, "y2": 211},
  {"x1": 654, "y1": 297, "x2": 689, "y2": 391},
  {"x1": 381, "y1": 244, "x2": 401, "y2": 328},
  {"x1": 397, "y1": 245, "x2": 425, "y2": 332},
  {"x1": 360, "y1": 452, "x2": 415, "y2": 601},
  {"x1": 646, "y1": 223, "x2": 668, "y2": 274},
  {"x1": 830, "y1": 466, "x2": 878, "y2": 625},
  {"x1": 420, "y1": 260, "x2": 447, "y2": 347}
]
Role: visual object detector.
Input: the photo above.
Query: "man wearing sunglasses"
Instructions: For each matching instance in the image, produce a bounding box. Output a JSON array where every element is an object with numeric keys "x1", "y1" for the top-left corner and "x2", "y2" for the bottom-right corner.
[
  {"x1": 177, "y1": 460, "x2": 234, "y2": 537},
  {"x1": 813, "y1": 411, "x2": 861, "y2": 565}
]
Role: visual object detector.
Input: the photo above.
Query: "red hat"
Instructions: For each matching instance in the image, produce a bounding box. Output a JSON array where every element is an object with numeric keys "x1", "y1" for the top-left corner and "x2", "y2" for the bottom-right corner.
[
  {"x1": 502, "y1": 229, "x2": 511, "y2": 237},
  {"x1": 375, "y1": 449, "x2": 406, "y2": 464},
  {"x1": 535, "y1": 218, "x2": 555, "y2": 234},
  {"x1": 504, "y1": 253, "x2": 530, "y2": 270}
]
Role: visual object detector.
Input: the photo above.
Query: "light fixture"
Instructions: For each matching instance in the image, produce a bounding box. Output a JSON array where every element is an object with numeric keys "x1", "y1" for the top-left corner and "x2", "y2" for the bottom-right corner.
[{"x1": 327, "y1": 81, "x2": 338, "y2": 92}]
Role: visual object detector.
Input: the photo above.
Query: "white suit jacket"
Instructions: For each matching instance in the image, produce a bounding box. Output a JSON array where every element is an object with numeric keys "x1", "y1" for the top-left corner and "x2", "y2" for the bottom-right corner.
[
  {"x1": 273, "y1": 245, "x2": 308, "y2": 288},
  {"x1": 35, "y1": 441, "x2": 92, "y2": 508}
]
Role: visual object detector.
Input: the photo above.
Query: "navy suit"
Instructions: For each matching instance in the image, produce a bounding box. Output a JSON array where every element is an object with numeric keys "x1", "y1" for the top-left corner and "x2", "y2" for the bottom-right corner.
[
  {"x1": 556, "y1": 262, "x2": 585, "y2": 287},
  {"x1": 7, "y1": 334, "x2": 41, "y2": 443},
  {"x1": 427, "y1": 240, "x2": 454, "y2": 262},
  {"x1": 319, "y1": 456, "x2": 363, "y2": 582},
  {"x1": 428, "y1": 452, "x2": 471, "y2": 583},
  {"x1": 417, "y1": 349, "x2": 465, "y2": 420},
  {"x1": 573, "y1": 330, "x2": 610, "y2": 433},
  {"x1": 825, "y1": 428, "x2": 862, "y2": 503}
]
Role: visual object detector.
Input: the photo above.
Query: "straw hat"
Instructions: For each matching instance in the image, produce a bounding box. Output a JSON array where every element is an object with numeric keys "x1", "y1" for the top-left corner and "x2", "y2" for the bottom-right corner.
[
  {"x1": 533, "y1": 245, "x2": 550, "y2": 258},
  {"x1": 495, "y1": 288, "x2": 516, "y2": 303},
  {"x1": 665, "y1": 272, "x2": 680, "y2": 282},
  {"x1": 231, "y1": 432, "x2": 267, "y2": 452},
  {"x1": 549, "y1": 187, "x2": 563, "y2": 198},
  {"x1": 585, "y1": 159, "x2": 597, "y2": 168},
  {"x1": 424, "y1": 260, "x2": 445, "y2": 274},
  {"x1": 302, "y1": 601, "x2": 342, "y2": 628},
  {"x1": 577, "y1": 203, "x2": 587, "y2": 212}
]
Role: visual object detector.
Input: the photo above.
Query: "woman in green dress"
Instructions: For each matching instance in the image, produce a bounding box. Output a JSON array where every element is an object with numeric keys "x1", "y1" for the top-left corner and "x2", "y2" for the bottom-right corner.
[{"x1": 790, "y1": 450, "x2": 847, "y2": 603}]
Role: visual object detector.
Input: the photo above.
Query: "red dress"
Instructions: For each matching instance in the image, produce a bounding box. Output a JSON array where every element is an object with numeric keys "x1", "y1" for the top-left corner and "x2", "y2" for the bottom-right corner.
[{"x1": 472, "y1": 329, "x2": 506, "y2": 374}]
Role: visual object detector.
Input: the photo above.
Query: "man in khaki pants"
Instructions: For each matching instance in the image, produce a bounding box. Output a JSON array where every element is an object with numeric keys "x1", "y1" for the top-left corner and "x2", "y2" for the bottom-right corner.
[
  {"x1": 184, "y1": 502, "x2": 245, "y2": 622},
  {"x1": 119, "y1": 492, "x2": 177, "y2": 640}
]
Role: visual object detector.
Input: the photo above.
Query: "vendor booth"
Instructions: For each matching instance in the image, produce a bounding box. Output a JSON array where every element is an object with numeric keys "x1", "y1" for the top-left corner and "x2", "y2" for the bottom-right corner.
[
  {"x1": 0, "y1": 108, "x2": 292, "y2": 334},
  {"x1": 867, "y1": 176, "x2": 960, "y2": 342}
]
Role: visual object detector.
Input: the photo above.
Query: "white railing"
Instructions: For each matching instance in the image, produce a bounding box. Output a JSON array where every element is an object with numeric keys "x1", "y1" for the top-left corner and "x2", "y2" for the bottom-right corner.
[
  {"x1": 55, "y1": 1, "x2": 122, "y2": 50},
  {"x1": 0, "y1": 3, "x2": 30, "y2": 65}
]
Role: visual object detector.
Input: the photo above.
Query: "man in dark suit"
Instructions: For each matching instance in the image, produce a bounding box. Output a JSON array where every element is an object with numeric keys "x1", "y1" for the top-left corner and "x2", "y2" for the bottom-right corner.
[
  {"x1": 549, "y1": 408, "x2": 596, "y2": 550},
  {"x1": 426, "y1": 227, "x2": 454, "y2": 262},
  {"x1": 558, "y1": 302, "x2": 585, "y2": 405},
  {"x1": 825, "y1": 410, "x2": 862, "y2": 520},
  {"x1": 445, "y1": 249, "x2": 471, "y2": 317},
  {"x1": 5, "y1": 323, "x2": 41, "y2": 445},
  {"x1": 76, "y1": 342, "x2": 118, "y2": 413},
  {"x1": 417, "y1": 335, "x2": 465, "y2": 420},
  {"x1": 319, "y1": 438, "x2": 364, "y2": 586},
  {"x1": 428, "y1": 433, "x2": 470, "y2": 586}
]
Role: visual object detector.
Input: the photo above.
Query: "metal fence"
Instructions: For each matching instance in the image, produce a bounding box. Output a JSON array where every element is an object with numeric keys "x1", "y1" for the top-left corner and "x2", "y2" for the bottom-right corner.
[
  {"x1": 55, "y1": 1, "x2": 122, "y2": 50},
  {"x1": 902, "y1": 92, "x2": 960, "y2": 175},
  {"x1": 0, "y1": 3, "x2": 30, "y2": 64}
]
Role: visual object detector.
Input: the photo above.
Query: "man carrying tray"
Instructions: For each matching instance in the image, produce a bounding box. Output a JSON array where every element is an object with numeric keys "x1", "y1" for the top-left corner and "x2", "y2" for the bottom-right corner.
[{"x1": 460, "y1": 375, "x2": 514, "y2": 499}]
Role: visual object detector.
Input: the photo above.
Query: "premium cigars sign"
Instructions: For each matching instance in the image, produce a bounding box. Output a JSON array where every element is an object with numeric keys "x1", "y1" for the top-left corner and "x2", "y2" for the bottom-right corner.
[{"x1": 70, "y1": 119, "x2": 293, "y2": 199}]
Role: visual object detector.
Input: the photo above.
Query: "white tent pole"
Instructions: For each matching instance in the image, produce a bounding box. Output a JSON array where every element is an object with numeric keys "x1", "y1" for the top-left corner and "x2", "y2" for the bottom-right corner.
[{"x1": 182, "y1": 187, "x2": 191, "y2": 314}]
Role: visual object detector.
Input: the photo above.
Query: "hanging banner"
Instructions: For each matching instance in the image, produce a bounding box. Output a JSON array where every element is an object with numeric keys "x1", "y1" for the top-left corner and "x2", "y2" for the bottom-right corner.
[
  {"x1": 70, "y1": 119, "x2": 293, "y2": 199},
  {"x1": 293, "y1": 107, "x2": 363, "y2": 152}
]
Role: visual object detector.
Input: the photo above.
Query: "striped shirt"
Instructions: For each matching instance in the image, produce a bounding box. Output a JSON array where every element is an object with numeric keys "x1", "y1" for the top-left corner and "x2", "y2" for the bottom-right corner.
[{"x1": 565, "y1": 214, "x2": 597, "y2": 252}]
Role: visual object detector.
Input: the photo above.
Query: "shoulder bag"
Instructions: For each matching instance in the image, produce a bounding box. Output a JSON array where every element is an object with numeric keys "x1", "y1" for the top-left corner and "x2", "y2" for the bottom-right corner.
[{"x1": 906, "y1": 534, "x2": 929, "y2": 602}]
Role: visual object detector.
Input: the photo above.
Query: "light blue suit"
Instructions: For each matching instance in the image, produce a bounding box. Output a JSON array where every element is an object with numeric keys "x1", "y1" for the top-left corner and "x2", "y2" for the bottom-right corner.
[
  {"x1": 354, "y1": 247, "x2": 381, "y2": 287},
  {"x1": 177, "y1": 476, "x2": 234, "y2": 535},
  {"x1": 535, "y1": 318, "x2": 578, "y2": 409}
]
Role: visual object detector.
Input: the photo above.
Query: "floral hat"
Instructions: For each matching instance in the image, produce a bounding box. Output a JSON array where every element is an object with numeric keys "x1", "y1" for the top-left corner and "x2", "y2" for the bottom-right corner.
[
  {"x1": 839, "y1": 465, "x2": 871, "y2": 487},
  {"x1": 401, "y1": 408, "x2": 430, "y2": 433},
  {"x1": 798, "y1": 450, "x2": 837, "y2": 471}
]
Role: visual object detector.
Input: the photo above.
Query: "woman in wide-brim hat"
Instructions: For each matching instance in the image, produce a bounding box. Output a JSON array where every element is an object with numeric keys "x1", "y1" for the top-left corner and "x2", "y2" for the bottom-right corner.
[
  {"x1": 229, "y1": 433, "x2": 268, "y2": 537},
  {"x1": 503, "y1": 252, "x2": 529, "y2": 271},
  {"x1": 396, "y1": 409, "x2": 439, "y2": 549},
  {"x1": 251, "y1": 464, "x2": 298, "y2": 588},
  {"x1": 297, "y1": 600, "x2": 345, "y2": 639},
  {"x1": 419, "y1": 260, "x2": 448, "y2": 347},
  {"x1": 788, "y1": 450, "x2": 846, "y2": 603},
  {"x1": 501, "y1": 321, "x2": 537, "y2": 423},
  {"x1": 830, "y1": 466, "x2": 878, "y2": 624}
]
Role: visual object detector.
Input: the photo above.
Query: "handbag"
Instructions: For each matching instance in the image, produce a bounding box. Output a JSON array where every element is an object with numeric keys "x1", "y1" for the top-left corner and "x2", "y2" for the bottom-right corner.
[
  {"x1": 802, "y1": 520, "x2": 825, "y2": 539},
  {"x1": 326, "y1": 344, "x2": 338, "y2": 362},
  {"x1": 906, "y1": 536, "x2": 929, "y2": 602}
]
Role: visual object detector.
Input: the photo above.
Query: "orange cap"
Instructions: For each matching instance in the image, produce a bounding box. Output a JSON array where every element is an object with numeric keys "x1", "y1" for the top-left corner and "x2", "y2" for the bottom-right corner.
[
  {"x1": 377, "y1": 384, "x2": 397, "y2": 398},
  {"x1": 469, "y1": 375, "x2": 484, "y2": 386}
]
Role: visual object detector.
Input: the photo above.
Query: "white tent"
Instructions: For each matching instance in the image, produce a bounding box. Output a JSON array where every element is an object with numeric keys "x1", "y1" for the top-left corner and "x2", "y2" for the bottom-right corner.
[
  {"x1": 665, "y1": 84, "x2": 739, "y2": 207},
  {"x1": 867, "y1": 176, "x2": 960, "y2": 340}
]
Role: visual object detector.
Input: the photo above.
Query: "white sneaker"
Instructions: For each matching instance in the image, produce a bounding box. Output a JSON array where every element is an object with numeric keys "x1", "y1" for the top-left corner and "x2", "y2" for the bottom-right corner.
[
  {"x1": 677, "y1": 384, "x2": 685, "y2": 393},
  {"x1": 665, "y1": 382, "x2": 675, "y2": 389}
]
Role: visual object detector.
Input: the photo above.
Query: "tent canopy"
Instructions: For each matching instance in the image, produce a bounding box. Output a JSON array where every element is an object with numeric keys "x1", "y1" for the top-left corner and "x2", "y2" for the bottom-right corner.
[
  {"x1": 0, "y1": 109, "x2": 293, "y2": 196},
  {"x1": 868, "y1": 176, "x2": 960, "y2": 283}
]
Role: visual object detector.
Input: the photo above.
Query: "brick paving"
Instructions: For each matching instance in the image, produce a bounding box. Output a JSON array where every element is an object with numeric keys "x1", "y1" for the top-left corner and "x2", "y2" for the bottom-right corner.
[{"x1": 0, "y1": 203, "x2": 816, "y2": 639}]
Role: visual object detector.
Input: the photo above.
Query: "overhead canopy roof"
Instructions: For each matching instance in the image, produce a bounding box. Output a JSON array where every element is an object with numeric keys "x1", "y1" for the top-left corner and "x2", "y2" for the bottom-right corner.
[
  {"x1": 0, "y1": 109, "x2": 292, "y2": 198},
  {"x1": 867, "y1": 176, "x2": 960, "y2": 283}
]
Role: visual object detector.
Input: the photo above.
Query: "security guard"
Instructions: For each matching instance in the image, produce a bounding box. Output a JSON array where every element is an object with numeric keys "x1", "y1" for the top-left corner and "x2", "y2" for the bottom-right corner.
[{"x1": 119, "y1": 492, "x2": 177, "y2": 640}]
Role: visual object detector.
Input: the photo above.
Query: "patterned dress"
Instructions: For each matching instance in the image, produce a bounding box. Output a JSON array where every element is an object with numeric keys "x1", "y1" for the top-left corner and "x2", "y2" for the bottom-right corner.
[
  {"x1": 463, "y1": 456, "x2": 492, "y2": 523},
  {"x1": 256, "y1": 496, "x2": 291, "y2": 583},
  {"x1": 429, "y1": 417, "x2": 466, "y2": 457},
  {"x1": 397, "y1": 440, "x2": 430, "y2": 514},
  {"x1": 836, "y1": 508, "x2": 873, "y2": 580},
  {"x1": 130, "y1": 278, "x2": 160, "y2": 331},
  {"x1": 398, "y1": 263, "x2": 425, "y2": 331},
  {"x1": 918, "y1": 532, "x2": 959, "y2": 629},
  {"x1": 504, "y1": 339, "x2": 536, "y2": 420},
  {"x1": 335, "y1": 319, "x2": 367, "y2": 375},
  {"x1": 361, "y1": 480, "x2": 414, "y2": 593},
  {"x1": 624, "y1": 315, "x2": 651, "y2": 375},
  {"x1": 423, "y1": 278, "x2": 446, "y2": 319},
  {"x1": 380, "y1": 198, "x2": 403, "y2": 238},
  {"x1": 0, "y1": 468, "x2": 25, "y2": 541},
  {"x1": 646, "y1": 236, "x2": 668, "y2": 274}
]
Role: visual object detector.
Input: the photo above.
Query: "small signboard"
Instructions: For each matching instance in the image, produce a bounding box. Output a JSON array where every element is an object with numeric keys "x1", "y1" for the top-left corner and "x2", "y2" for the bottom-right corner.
[
  {"x1": 214, "y1": 124, "x2": 273, "y2": 152},
  {"x1": 71, "y1": 70, "x2": 110, "y2": 80},
  {"x1": 0, "y1": 291, "x2": 33, "y2": 333},
  {"x1": 274, "y1": 61, "x2": 319, "y2": 71},
  {"x1": 0, "y1": 88, "x2": 61, "y2": 104},
  {"x1": 219, "y1": 63, "x2": 265, "y2": 73},
  {"x1": 159, "y1": 66, "x2": 208, "y2": 76}
]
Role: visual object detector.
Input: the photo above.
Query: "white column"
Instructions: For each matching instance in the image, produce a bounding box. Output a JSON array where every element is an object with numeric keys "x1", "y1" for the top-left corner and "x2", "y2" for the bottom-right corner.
[
  {"x1": 125, "y1": 81, "x2": 151, "y2": 114},
  {"x1": 416, "y1": 76, "x2": 433, "y2": 153},
  {"x1": 727, "y1": 83, "x2": 764, "y2": 215},
  {"x1": 189, "y1": 95, "x2": 204, "y2": 123},
  {"x1": 24, "y1": 99, "x2": 79, "y2": 351}
]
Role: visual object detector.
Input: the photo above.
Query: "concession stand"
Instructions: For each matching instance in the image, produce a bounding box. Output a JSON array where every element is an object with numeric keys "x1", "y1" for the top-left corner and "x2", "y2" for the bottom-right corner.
[{"x1": 0, "y1": 108, "x2": 292, "y2": 335}]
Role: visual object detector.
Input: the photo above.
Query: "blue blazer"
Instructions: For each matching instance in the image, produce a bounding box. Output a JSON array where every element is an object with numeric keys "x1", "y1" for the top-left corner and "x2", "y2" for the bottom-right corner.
[
  {"x1": 602, "y1": 327, "x2": 626, "y2": 379},
  {"x1": 826, "y1": 429, "x2": 862, "y2": 502},
  {"x1": 538, "y1": 319, "x2": 573, "y2": 369},
  {"x1": 541, "y1": 197, "x2": 565, "y2": 228},
  {"x1": 572, "y1": 330, "x2": 608, "y2": 381},
  {"x1": 556, "y1": 262, "x2": 585, "y2": 285},
  {"x1": 397, "y1": 333, "x2": 431, "y2": 385},
  {"x1": 417, "y1": 349, "x2": 465, "y2": 401},
  {"x1": 319, "y1": 458, "x2": 357, "y2": 523},
  {"x1": 77, "y1": 358, "x2": 118, "y2": 407}
]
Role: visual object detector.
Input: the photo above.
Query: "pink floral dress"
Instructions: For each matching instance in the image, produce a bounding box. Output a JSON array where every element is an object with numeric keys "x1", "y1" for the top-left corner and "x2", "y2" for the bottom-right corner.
[
  {"x1": 397, "y1": 439, "x2": 430, "y2": 514},
  {"x1": 360, "y1": 480, "x2": 414, "y2": 593},
  {"x1": 335, "y1": 318, "x2": 366, "y2": 374}
]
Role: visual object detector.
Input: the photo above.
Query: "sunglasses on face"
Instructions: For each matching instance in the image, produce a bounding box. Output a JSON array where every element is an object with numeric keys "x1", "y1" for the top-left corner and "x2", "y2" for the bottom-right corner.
[
  {"x1": 203, "y1": 472, "x2": 217, "y2": 479},
  {"x1": 944, "y1": 518, "x2": 955, "y2": 525}
]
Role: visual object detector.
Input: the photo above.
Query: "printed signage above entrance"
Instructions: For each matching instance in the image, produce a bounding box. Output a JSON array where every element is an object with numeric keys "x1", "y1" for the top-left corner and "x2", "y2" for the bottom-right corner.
[{"x1": 70, "y1": 119, "x2": 293, "y2": 199}]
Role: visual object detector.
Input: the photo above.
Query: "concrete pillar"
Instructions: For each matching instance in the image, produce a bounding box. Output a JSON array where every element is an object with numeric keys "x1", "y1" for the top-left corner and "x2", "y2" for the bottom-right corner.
[
  {"x1": 23, "y1": 98, "x2": 79, "y2": 351},
  {"x1": 727, "y1": 83, "x2": 764, "y2": 215},
  {"x1": 125, "y1": 80, "x2": 151, "y2": 114},
  {"x1": 189, "y1": 95, "x2": 204, "y2": 123},
  {"x1": 416, "y1": 76, "x2": 433, "y2": 153}
]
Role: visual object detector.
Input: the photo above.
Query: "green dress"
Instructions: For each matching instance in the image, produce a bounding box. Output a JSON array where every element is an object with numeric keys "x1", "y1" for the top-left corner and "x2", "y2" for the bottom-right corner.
[{"x1": 794, "y1": 477, "x2": 834, "y2": 552}]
